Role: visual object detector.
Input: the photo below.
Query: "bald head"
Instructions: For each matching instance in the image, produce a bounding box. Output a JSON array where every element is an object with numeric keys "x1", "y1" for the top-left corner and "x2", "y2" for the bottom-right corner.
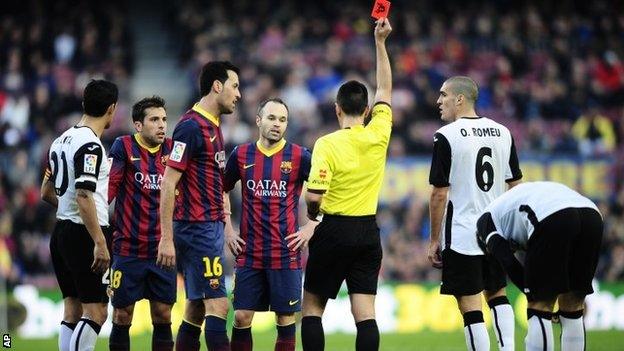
[{"x1": 444, "y1": 76, "x2": 479, "y2": 105}]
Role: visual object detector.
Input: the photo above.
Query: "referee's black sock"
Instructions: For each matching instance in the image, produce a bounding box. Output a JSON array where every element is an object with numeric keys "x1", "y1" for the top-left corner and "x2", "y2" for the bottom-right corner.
[
  {"x1": 355, "y1": 319, "x2": 379, "y2": 351},
  {"x1": 301, "y1": 316, "x2": 324, "y2": 351},
  {"x1": 175, "y1": 320, "x2": 201, "y2": 351},
  {"x1": 152, "y1": 323, "x2": 173, "y2": 351},
  {"x1": 109, "y1": 323, "x2": 130, "y2": 351}
]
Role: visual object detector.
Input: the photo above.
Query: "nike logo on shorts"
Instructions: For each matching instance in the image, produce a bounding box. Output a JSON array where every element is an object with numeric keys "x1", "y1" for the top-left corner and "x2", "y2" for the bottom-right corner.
[
  {"x1": 289, "y1": 300, "x2": 299, "y2": 306},
  {"x1": 243, "y1": 164, "x2": 255, "y2": 169}
]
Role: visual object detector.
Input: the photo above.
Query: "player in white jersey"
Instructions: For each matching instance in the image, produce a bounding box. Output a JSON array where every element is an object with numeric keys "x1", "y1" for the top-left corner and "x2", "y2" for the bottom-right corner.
[
  {"x1": 41, "y1": 79, "x2": 118, "y2": 351},
  {"x1": 477, "y1": 181, "x2": 602, "y2": 351},
  {"x1": 428, "y1": 76, "x2": 522, "y2": 351}
]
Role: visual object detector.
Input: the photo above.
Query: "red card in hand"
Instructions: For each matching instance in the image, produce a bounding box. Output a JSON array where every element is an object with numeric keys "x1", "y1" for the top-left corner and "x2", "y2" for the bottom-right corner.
[{"x1": 371, "y1": 0, "x2": 391, "y2": 20}]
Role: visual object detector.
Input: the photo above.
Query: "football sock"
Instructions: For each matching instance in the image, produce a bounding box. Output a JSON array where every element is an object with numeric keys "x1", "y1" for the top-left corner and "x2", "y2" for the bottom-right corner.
[
  {"x1": 526, "y1": 309, "x2": 554, "y2": 351},
  {"x1": 204, "y1": 315, "x2": 229, "y2": 351},
  {"x1": 70, "y1": 318, "x2": 101, "y2": 351},
  {"x1": 355, "y1": 319, "x2": 379, "y2": 351},
  {"x1": 152, "y1": 323, "x2": 174, "y2": 351},
  {"x1": 231, "y1": 325, "x2": 252, "y2": 351},
  {"x1": 488, "y1": 296, "x2": 515, "y2": 351},
  {"x1": 463, "y1": 311, "x2": 490, "y2": 351},
  {"x1": 59, "y1": 321, "x2": 77, "y2": 351},
  {"x1": 175, "y1": 320, "x2": 201, "y2": 351},
  {"x1": 109, "y1": 323, "x2": 130, "y2": 351},
  {"x1": 275, "y1": 323, "x2": 296, "y2": 351},
  {"x1": 559, "y1": 310, "x2": 585, "y2": 351},
  {"x1": 301, "y1": 316, "x2": 324, "y2": 351}
]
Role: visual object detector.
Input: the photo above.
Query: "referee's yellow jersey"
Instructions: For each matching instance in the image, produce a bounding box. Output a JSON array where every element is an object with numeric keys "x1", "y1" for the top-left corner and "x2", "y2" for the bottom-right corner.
[{"x1": 307, "y1": 102, "x2": 392, "y2": 216}]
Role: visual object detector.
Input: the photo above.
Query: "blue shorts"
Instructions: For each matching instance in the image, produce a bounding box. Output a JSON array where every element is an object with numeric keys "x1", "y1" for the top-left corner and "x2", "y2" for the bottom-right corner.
[
  {"x1": 173, "y1": 221, "x2": 227, "y2": 300},
  {"x1": 109, "y1": 255, "x2": 177, "y2": 308},
  {"x1": 232, "y1": 267, "x2": 302, "y2": 313}
]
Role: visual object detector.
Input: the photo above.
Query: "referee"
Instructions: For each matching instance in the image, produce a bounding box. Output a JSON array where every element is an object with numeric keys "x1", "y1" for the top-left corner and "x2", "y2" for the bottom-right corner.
[{"x1": 297, "y1": 18, "x2": 392, "y2": 351}]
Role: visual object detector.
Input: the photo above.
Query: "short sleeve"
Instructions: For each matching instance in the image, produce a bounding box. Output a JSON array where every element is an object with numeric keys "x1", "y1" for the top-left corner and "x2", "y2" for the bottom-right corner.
[
  {"x1": 167, "y1": 119, "x2": 202, "y2": 172},
  {"x1": 307, "y1": 138, "x2": 333, "y2": 191},
  {"x1": 505, "y1": 136, "x2": 522, "y2": 182},
  {"x1": 367, "y1": 102, "x2": 392, "y2": 144},
  {"x1": 108, "y1": 137, "x2": 127, "y2": 202},
  {"x1": 223, "y1": 146, "x2": 240, "y2": 192},
  {"x1": 429, "y1": 132, "x2": 452, "y2": 187},
  {"x1": 74, "y1": 142, "x2": 104, "y2": 192}
]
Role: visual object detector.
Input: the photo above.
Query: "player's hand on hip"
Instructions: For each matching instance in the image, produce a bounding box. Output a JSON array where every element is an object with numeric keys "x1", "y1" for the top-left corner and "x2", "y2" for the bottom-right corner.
[
  {"x1": 374, "y1": 18, "x2": 392, "y2": 42},
  {"x1": 428, "y1": 241, "x2": 443, "y2": 269},
  {"x1": 225, "y1": 230, "x2": 245, "y2": 256},
  {"x1": 286, "y1": 220, "x2": 319, "y2": 251},
  {"x1": 91, "y1": 241, "x2": 110, "y2": 273},
  {"x1": 156, "y1": 238, "x2": 176, "y2": 269}
]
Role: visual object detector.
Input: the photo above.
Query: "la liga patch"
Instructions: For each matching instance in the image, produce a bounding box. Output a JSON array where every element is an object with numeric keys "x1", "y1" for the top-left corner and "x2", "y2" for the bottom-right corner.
[
  {"x1": 84, "y1": 154, "x2": 98, "y2": 174},
  {"x1": 170, "y1": 141, "x2": 186, "y2": 162}
]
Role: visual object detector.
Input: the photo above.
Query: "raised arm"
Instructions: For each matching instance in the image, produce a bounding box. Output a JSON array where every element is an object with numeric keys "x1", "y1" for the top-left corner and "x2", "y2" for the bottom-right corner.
[{"x1": 373, "y1": 18, "x2": 392, "y2": 105}]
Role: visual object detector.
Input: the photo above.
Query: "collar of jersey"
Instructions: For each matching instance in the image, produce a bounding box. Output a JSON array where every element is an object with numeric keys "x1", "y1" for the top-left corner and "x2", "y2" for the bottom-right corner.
[
  {"x1": 192, "y1": 104, "x2": 220, "y2": 126},
  {"x1": 134, "y1": 133, "x2": 161, "y2": 153},
  {"x1": 344, "y1": 125, "x2": 364, "y2": 130},
  {"x1": 256, "y1": 139, "x2": 286, "y2": 157}
]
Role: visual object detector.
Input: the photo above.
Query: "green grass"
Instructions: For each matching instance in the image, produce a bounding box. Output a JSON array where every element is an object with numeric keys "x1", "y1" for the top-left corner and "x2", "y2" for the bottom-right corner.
[{"x1": 10, "y1": 328, "x2": 624, "y2": 350}]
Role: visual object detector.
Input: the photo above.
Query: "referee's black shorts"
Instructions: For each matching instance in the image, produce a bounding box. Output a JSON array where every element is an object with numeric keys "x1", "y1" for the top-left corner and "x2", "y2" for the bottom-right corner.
[
  {"x1": 50, "y1": 220, "x2": 110, "y2": 303},
  {"x1": 525, "y1": 207, "x2": 603, "y2": 301},
  {"x1": 304, "y1": 214, "x2": 382, "y2": 299}
]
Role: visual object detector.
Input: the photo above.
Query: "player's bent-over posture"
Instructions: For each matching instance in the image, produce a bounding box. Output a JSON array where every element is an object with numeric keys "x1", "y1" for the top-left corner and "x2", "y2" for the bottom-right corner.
[
  {"x1": 107, "y1": 96, "x2": 175, "y2": 351},
  {"x1": 158, "y1": 61, "x2": 241, "y2": 351},
  {"x1": 477, "y1": 181, "x2": 603, "y2": 351},
  {"x1": 300, "y1": 18, "x2": 392, "y2": 351},
  {"x1": 224, "y1": 98, "x2": 312, "y2": 351},
  {"x1": 428, "y1": 75, "x2": 522, "y2": 351},
  {"x1": 41, "y1": 79, "x2": 118, "y2": 351}
]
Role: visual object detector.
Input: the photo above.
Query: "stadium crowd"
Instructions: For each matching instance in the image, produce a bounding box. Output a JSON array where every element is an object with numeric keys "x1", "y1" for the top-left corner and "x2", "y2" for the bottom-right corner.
[{"x1": 2, "y1": 0, "x2": 624, "y2": 289}]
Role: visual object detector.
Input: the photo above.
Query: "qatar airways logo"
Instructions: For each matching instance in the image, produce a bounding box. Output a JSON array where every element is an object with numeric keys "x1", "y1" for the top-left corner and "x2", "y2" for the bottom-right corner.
[
  {"x1": 246, "y1": 179, "x2": 287, "y2": 198},
  {"x1": 135, "y1": 172, "x2": 163, "y2": 190}
]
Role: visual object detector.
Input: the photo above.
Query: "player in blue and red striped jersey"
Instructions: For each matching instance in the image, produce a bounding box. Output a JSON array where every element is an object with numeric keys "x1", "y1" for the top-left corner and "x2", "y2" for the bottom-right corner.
[
  {"x1": 158, "y1": 61, "x2": 241, "y2": 351},
  {"x1": 223, "y1": 98, "x2": 314, "y2": 351},
  {"x1": 107, "y1": 96, "x2": 175, "y2": 351}
]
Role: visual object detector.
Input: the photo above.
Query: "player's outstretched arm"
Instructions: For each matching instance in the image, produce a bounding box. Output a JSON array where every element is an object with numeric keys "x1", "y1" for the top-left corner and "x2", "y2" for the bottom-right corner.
[
  {"x1": 373, "y1": 18, "x2": 392, "y2": 105},
  {"x1": 158, "y1": 166, "x2": 182, "y2": 269},
  {"x1": 486, "y1": 234, "x2": 525, "y2": 290},
  {"x1": 76, "y1": 188, "x2": 110, "y2": 273}
]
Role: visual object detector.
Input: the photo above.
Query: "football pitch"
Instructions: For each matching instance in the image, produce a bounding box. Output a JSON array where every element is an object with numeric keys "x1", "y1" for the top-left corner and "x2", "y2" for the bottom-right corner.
[{"x1": 12, "y1": 328, "x2": 623, "y2": 350}]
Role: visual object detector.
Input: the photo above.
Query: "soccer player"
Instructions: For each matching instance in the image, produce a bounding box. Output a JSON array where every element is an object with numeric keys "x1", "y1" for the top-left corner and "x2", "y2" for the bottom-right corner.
[
  {"x1": 107, "y1": 96, "x2": 175, "y2": 351},
  {"x1": 223, "y1": 98, "x2": 312, "y2": 351},
  {"x1": 477, "y1": 181, "x2": 603, "y2": 351},
  {"x1": 158, "y1": 61, "x2": 241, "y2": 351},
  {"x1": 428, "y1": 75, "x2": 523, "y2": 351},
  {"x1": 40, "y1": 79, "x2": 118, "y2": 351},
  {"x1": 300, "y1": 18, "x2": 392, "y2": 351}
]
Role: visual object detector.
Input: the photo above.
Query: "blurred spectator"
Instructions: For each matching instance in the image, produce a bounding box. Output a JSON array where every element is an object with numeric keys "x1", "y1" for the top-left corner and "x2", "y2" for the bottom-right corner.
[{"x1": 572, "y1": 103, "x2": 617, "y2": 157}]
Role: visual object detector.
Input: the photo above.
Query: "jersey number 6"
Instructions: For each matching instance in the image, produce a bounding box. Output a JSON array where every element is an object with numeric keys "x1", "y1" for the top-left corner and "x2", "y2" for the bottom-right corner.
[{"x1": 475, "y1": 147, "x2": 494, "y2": 192}]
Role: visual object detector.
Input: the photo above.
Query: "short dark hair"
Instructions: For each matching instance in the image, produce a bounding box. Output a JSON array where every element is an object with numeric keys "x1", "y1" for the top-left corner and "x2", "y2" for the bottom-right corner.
[
  {"x1": 199, "y1": 61, "x2": 240, "y2": 97},
  {"x1": 83, "y1": 79, "x2": 118, "y2": 117},
  {"x1": 132, "y1": 96, "x2": 166, "y2": 123},
  {"x1": 257, "y1": 98, "x2": 289, "y2": 117},
  {"x1": 336, "y1": 80, "x2": 368, "y2": 116}
]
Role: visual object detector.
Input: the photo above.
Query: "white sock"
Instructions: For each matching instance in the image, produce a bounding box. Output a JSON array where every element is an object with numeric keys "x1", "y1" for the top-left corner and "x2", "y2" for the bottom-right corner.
[
  {"x1": 526, "y1": 310, "x2": 554, "y2": 351},
  {"x1": 463, "y1": 311, "x2": 490, "y2": 351},
  {"x1": 559, "y1": 310, "x2": 585, "y2": 351},
  {"x1": 59, "y1": 321, "x2": 77, "y2": 351},
  {"x1": 69, "y1": 318, "x2": 101, "y2": 351},
  {"x1": 488, "y1": 298, "x2": 515, "y2": 351}
]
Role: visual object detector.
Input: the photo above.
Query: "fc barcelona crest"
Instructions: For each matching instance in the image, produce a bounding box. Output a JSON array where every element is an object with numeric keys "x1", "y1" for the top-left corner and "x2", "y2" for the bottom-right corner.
[
  {"x1": 161, "y1": 155, "x2": 169, "y2": 166},
  {"x1": 210, "y1": 278, "x2": 220, "y2": 289},
  {"x1": 280, "y1": 161, "x2": 292, "y2": 174}
]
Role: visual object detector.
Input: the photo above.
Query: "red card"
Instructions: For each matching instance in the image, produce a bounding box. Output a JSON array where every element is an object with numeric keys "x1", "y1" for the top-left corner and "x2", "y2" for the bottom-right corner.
[{"x1": 371, "y1": 0, "x2": 391, "y2": 20}]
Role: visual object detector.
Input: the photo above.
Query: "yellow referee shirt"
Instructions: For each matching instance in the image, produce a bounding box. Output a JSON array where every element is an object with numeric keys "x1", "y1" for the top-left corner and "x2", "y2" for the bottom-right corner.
[{"x1": 307, "y1": 102, "x2": 392, "y2": 216}]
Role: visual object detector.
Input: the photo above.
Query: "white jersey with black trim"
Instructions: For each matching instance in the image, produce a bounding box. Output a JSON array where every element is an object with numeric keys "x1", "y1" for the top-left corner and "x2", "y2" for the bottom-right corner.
[
  {"x1": 48, "y1": 126, "x2": 110, "y2": 226},
  {"x1": 483, "y1": 181, "x2": 600, "y2": 248},
  {"x1": 429, "y1": 117, "x2": 522, "y2": 255}
]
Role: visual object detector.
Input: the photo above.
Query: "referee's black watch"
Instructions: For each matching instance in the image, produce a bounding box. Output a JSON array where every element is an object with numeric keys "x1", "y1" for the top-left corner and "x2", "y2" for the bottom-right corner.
[{"x1": 307, "y1": 213, "x2": 323, "y2": 222}]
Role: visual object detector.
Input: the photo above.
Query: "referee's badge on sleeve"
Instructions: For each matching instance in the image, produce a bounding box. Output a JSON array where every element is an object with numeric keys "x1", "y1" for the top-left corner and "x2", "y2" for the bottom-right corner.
[{"x1": 170, "y1": 141, "x2": 186, "y2": 162}]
